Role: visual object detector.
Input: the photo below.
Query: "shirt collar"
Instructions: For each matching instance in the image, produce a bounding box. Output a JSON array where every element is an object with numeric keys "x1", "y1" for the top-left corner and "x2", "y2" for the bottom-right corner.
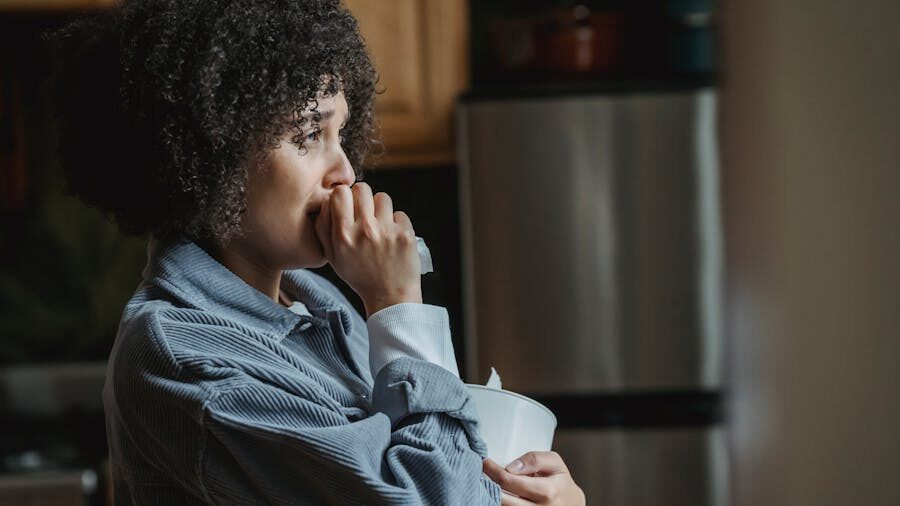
[{"x1": 142, "y1": 238, "x2": 352, "y2": 338}]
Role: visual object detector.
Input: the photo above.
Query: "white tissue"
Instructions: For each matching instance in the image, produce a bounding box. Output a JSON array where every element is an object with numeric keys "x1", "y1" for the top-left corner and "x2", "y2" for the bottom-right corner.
[
  {"x1": 416, "y1": 236, "x2": 433, "y2": 275},
  {"x1": 485, "y1": 367, "x2": 502, "y2": 390}
]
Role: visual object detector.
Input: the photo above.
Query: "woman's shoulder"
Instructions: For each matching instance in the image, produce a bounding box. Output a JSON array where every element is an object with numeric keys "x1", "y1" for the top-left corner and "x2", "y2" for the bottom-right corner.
[{"x1": 112, "y1": 284, "x2": 289, "y2": 385}]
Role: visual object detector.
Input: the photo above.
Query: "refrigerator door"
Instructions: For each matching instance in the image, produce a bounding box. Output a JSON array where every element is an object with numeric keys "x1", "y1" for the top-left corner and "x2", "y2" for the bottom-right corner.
[
  {"x1": 457, "y1": 89, "x2": 722, "y2": 393},
  {"x1": 554, "y1": 427, "x2": 729, "y2": 506}
]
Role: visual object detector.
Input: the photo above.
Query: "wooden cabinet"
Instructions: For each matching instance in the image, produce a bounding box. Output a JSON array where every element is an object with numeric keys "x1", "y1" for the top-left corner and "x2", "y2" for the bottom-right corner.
[{"x1": 343, "y1": 0, "x2": 469, "y2": 168}]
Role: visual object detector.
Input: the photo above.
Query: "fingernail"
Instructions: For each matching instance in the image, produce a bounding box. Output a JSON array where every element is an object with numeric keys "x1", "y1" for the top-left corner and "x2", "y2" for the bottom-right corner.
[{"x1": 507, "y1": 460, "x2": 524, "y2": 473}]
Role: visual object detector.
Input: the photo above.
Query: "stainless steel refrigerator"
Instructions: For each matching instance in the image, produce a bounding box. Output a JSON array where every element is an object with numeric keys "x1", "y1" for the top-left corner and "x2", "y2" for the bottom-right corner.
[{"x1": 457, "y1": 85, "x2": 727, "y2": 506}]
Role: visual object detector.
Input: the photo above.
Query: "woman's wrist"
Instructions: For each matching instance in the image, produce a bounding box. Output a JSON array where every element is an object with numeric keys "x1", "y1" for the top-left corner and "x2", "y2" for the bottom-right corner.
[{"x1": 363, "y1": 289, "x2": 423, "y2": 318}]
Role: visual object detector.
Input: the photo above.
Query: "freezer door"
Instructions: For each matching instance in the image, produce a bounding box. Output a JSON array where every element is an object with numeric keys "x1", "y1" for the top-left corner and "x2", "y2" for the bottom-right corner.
[{"x1": 457, "y1": 89, "x2": 722, "y2": 392}]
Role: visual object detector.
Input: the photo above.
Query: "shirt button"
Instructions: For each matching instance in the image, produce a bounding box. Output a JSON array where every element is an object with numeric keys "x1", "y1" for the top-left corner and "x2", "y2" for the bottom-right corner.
[{"x1": 358, "y1": 392, "x2": 369, "y2": 400}]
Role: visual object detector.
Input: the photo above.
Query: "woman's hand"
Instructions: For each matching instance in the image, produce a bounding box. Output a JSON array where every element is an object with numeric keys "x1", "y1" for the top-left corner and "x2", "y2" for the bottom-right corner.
[
  {"x1": 315, "y1": 183, "x2": 422, "y2": 317},
  {"x1": 483, "y1": 452, "x2": 585, "y2": 506}
]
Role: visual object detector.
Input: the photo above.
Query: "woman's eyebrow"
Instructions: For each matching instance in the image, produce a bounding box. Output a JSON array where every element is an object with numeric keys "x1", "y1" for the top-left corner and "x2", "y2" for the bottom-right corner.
[
  {"x1": 301, "y1": 107, "x2": 351, "y2": 128},
  {"x1": 302, "y1": 109, "x2": 335, "y2": 123}
]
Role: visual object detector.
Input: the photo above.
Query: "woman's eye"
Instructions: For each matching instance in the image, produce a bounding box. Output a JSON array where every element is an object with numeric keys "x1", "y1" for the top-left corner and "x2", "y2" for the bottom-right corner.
[{"x1": 305, "y1": 129, "x2": 322, "y2": 143}]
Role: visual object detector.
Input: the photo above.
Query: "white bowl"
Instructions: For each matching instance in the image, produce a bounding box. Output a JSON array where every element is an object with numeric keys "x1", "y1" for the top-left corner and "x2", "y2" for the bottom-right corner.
[{"x1": 466, "y1": 384, "x2": 557, "y2": 466}]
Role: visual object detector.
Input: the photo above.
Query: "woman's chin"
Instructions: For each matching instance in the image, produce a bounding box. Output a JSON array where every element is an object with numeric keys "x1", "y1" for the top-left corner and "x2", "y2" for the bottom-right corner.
[
  {"x1": 305, "y1": 256, "x2": 328, "y2": 269},
  {"x1": 301, "y1": 239, "x2": 330, "y2": 269},
  {"x1": 278, "y1": 239, "x2": 326, "y2": 270},
  {"x1": 291, "y1": 226, "x2": 327, "y2": 269}
]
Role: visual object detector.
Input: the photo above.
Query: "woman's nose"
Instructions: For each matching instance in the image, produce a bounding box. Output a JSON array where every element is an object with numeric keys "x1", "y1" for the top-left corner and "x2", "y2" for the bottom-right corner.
[{"x1": 324, "y1": 148, "x2": 356, "y2": 188}]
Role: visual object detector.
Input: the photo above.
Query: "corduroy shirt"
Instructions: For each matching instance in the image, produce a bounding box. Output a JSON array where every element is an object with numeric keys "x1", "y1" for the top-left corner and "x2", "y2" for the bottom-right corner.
[{"x1": 103, "y1": 239, "x2": 502, "y2": 505}]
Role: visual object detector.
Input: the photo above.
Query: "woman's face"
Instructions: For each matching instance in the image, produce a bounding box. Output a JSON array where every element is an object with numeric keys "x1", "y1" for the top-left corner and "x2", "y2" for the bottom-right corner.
[{"x1": 234, "y1": 90, "x2": 355, "y2": 270}]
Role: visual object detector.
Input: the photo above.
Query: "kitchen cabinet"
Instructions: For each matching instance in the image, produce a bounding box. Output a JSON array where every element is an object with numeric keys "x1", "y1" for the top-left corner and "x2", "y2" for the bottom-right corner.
[{"x1": 343, "y1": 0, "x2": 469, "y2": 168}]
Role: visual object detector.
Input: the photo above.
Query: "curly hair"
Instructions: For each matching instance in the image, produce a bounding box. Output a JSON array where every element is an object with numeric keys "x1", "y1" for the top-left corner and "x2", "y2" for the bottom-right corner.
[{"x1": 48, "y1": 0, "x2": 377, "y2": 244}]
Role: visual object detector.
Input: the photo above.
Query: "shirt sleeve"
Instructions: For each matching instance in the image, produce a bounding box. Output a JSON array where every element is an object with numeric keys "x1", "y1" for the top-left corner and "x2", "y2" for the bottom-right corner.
[
  {"x1": 367, "y1": 303, "x2": 460, "y2": 378},
  {"x1": 201, "y1": 357, "x2": 501, "y2": 506}
]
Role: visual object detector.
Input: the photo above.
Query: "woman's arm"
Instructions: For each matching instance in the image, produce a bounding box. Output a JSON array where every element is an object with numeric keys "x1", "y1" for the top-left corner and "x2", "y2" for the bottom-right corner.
[{"x1": 201, "y1": 357, "x2": 501, "y2": 505}]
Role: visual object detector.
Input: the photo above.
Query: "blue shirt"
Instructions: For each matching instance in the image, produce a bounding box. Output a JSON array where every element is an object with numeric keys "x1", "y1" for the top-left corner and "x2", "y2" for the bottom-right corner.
[{"x1": 103, "y1": 239, "x2": 502, "y2": 505}]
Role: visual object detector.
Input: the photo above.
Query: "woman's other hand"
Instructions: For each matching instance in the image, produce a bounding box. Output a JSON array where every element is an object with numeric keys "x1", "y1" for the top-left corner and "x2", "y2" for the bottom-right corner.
[
  {"x1": 315, "y1": 182, "x2": 422, "y2": 317},
  {"x1": 483, "y1": 452, "x2": 585, "y2": 506}
]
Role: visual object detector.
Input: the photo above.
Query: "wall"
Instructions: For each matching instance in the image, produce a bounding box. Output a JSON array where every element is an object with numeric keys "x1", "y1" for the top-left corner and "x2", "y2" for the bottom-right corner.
[{"x1": 721, "y1": 1, "x2": 900, "y2": 505}]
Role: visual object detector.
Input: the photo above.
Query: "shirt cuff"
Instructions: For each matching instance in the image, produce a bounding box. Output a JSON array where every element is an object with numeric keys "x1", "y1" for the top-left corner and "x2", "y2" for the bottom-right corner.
[
  {"x1": 371, "y1": 357, "x2": 488, "y2": 459},
  {"x1": 366, "y1": 303, "x2": 460, "y2": 379}
]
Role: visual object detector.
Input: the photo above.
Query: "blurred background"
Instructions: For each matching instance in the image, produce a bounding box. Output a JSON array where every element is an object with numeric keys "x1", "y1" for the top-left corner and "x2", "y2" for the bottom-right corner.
[{"x1": 0, "y1": 0, "x2": 897, "y2": 505}]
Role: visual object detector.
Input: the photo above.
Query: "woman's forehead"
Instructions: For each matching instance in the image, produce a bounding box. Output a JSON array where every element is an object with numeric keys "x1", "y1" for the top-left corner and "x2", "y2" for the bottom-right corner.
[{"x1": 299, "y1": 90, "x2": 348, "y2": 120}]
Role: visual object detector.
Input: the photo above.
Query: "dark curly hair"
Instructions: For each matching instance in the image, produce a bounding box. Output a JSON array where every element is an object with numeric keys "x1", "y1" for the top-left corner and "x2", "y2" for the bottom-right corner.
[{"x1": 48, "y1": 0, "x2": 377, "y2": 244}]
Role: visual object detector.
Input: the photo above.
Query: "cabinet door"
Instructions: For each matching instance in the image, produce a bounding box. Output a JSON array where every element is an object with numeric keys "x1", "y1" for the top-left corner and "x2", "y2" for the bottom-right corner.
[{"x1": 343, "y1": 0, "x2": 468, "y2": 168}]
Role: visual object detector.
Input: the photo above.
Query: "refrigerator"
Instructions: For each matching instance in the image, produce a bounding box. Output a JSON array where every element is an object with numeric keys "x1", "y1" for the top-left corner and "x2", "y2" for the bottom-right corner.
[{"x1": 456, "y1": 84, "x2": 727, "y2": 506}]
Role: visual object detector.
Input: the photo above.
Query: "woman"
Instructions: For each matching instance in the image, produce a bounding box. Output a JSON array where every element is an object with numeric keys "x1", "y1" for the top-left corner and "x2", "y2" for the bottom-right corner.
[{"x1": 51, "y1": 1, "x2": 584, "y2": 504}]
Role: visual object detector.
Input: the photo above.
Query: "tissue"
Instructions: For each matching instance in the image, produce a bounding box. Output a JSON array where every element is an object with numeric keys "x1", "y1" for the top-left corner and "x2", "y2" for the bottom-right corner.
[
  {"x1": 416, "y1": 236, "x2": 433, "y2": 275},
  {"x1": 486, "y1": 367, "x2": 502, "y2": 389}
]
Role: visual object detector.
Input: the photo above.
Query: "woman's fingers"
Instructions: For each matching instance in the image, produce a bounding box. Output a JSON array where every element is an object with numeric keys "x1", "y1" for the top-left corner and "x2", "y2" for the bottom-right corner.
[
  {"x1": 392, "y1": 210, "x2": 414, "y2": 234},
  {"x1": 507, "y1": 451, "x2": 569, "y2": 477},
  {"x1": 323, "y1": 183, "x2": 422, "y2": 317},
  {"x1": 485, "y1": 457, "x2": 585, "y2": 505},
  {"x1": 482, "y1": 458, "x2": 507, "y2": 484},
  {"x1": 316, "y1": 196, "x2": 333, "y2": 260},
  {"x1": 484, "y1": 458, "x2": 553, "y2": 502},
  {"x1": 500, "y1": 490, "x2": 533, "y2": 506},
  {"x1": 330, "y1": 184, "x2": 354, "y2": 234},
  {"x1": 373, "y1": 192, "x2": 393, "y2": 223},
  {"x1": 352, "y1": 182, "x2": 374, "y2": 222}
]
